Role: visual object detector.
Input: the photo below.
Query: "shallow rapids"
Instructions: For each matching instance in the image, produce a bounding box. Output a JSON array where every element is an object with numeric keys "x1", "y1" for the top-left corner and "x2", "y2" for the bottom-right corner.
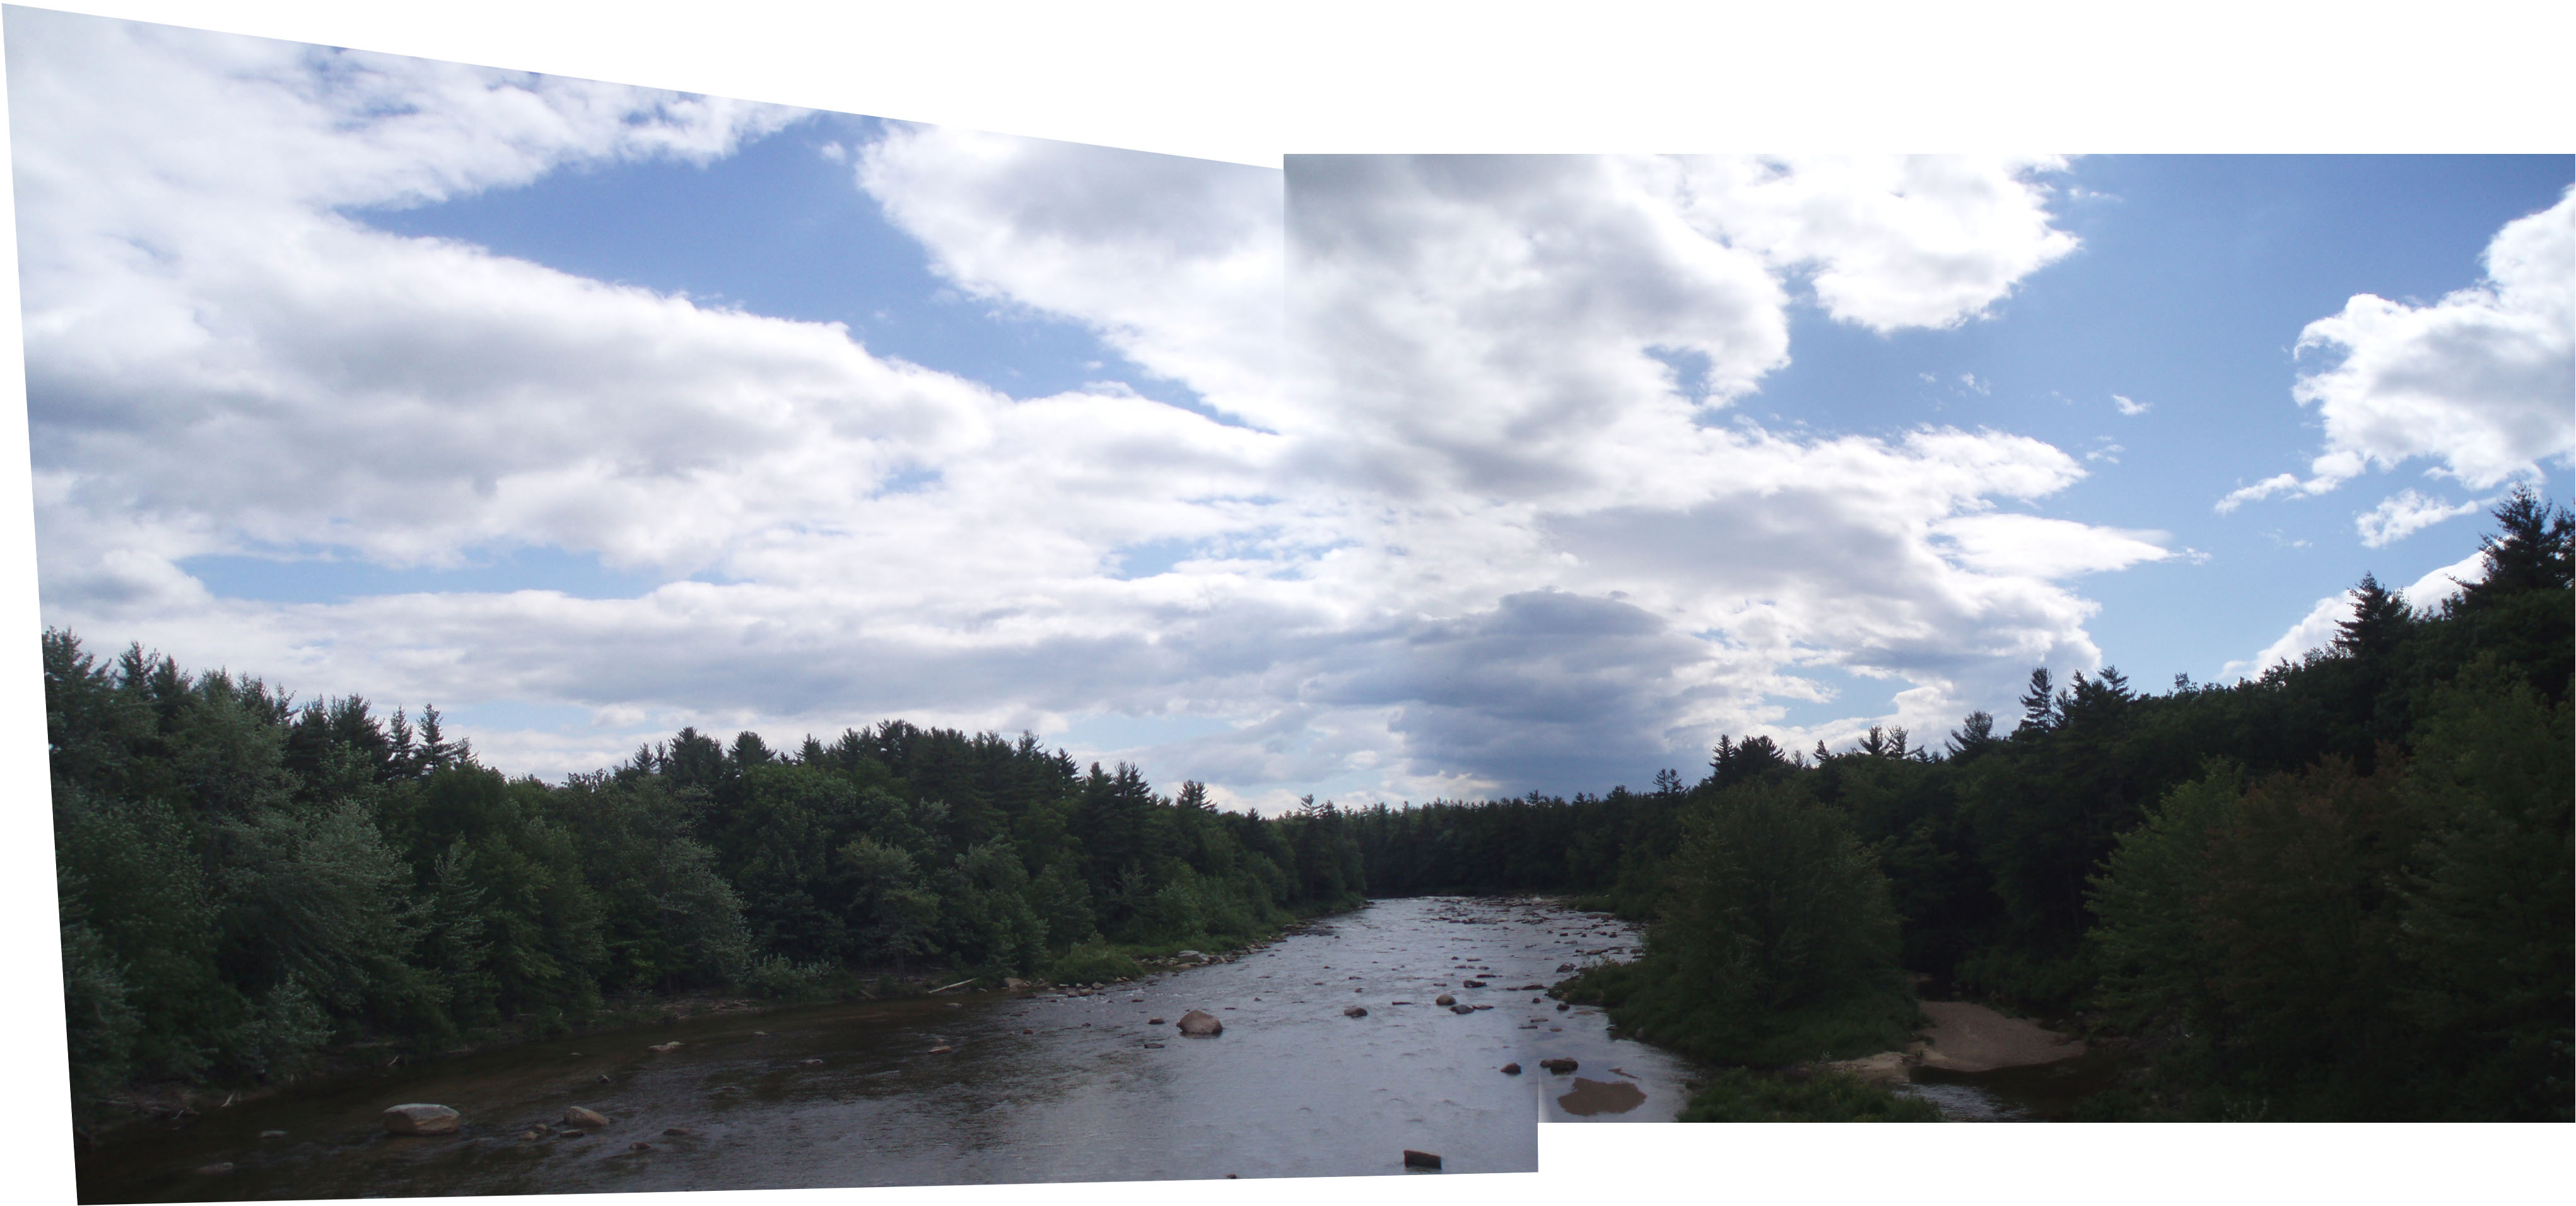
[{"x1": 79, "y1": 896, "x2": 1693, "y2": 1200}]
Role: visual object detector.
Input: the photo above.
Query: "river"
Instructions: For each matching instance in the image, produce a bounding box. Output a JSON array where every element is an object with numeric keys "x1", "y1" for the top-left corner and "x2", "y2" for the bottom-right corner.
[{"x1": 78, "y1": 896, "x2": 1697, "y2": 1201}]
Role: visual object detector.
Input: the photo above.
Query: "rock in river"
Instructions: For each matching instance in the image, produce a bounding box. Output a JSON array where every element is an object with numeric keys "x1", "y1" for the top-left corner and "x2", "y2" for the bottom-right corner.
[
  {"x1": 1177, "y1": 1009, "x2": 1224, "y2": 1036},
  {"x1": 1344, "y1": 1005, "x2": 1368, "y2": 1017},
  {"x1": 1434, "y1": 993, "x2": 1456, "y2": 1006},
  {"x1": 1538, "y1": 1058, "x2": 1579, "y2": 1074},
  {"x1": 1449, "y1": 1004, "x2": 1475, "y2": 1014},
  {"x1": 382, "y1": 1103, "x2": 460, "y2": 1135},
  {"x1": 1500, "y1": 1063, "x2": 1521, "y2": 1075},
  {"x1": 1402, "y1": 1149, "x2": 1443, "y2": 1170},
  {"x1": 563, "y1": 1106, "x2": 611, "y2": 1128}
]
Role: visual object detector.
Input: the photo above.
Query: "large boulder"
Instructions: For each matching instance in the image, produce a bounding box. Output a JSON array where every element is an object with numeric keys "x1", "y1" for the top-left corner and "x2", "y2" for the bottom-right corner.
[
  {"x1": 563, "y1": 1106, "x2": 611, "y2": 1128},
  {"x1": 382, "y1": 1103, "x2": 460, "y2": 1135},
  {"x1": 1177, "y1": 1009, "x2": 1224, "y2": 1036}
]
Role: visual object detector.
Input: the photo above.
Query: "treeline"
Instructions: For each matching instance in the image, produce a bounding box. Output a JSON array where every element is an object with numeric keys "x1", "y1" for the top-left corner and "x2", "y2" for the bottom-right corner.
[
  {"x1": 1356, "y1": 490, "x2": 2573, "y2": 1121},
  {"x1": 48, "y1": 651, "x2": 1367, "y2": 1108}
]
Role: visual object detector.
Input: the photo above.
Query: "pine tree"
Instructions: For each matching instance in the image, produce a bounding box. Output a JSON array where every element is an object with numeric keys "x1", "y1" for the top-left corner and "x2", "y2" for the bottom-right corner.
[
  {"x1": 2335, "y1": 573, "x2": 2415, "y2": 660},
  {"x1": 2458, "y1": 486, "x2": 2573, "y2": 607},
  {"x1": 2015, "y1": 668, "x2": 2057, "y2": 735}
]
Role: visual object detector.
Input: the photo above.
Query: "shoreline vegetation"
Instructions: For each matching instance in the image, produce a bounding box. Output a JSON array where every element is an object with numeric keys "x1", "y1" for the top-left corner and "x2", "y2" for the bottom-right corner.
[
  {"x1": 78, "y1": 919, "x2": 1314, "y2": 1144},
  {"x1": 50, "y1": 492, "x2": 2572, "y2": 1131},
  {"x1": 49, "y1": 631, "x2": 1376, "y2": 1139},
  {"x1": 1511, "y1": 491, "x2": 2567, "y2": 1121}
]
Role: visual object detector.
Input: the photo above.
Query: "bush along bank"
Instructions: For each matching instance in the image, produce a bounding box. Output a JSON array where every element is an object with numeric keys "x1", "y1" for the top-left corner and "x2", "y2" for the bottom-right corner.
[
  {"x1": 1429, "y1": 493, "x2": 2568, "y2": 1121},
  {"x1": 48, "y1": 633, "x2": 1373, "y2": 1130},
  {"x1": 1549, "y1": 775, "x2": 1939, "y2": 1121}
]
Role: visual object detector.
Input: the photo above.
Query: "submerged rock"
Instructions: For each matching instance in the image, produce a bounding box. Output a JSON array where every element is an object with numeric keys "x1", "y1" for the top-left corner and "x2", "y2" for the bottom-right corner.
[
  {"x1": 382, "y1": 1103, "x2": 460, "y2": 1135},
  {"x1": 1555, "y1": 1076, "x2": 1648, "y2": 1117},
  {"x1": 1450, "y1": 1004, "x2": 1475, "y2": 1014},
  {"x1": 1344, "y1": 1005, "x2": 1369, "y2": 1017}
]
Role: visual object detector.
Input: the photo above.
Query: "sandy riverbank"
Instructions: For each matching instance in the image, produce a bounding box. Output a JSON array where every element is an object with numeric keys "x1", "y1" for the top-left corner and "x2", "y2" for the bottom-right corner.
[{"x1": 1827, "y1": 1000, "x2": 2086, "y2": 1084}]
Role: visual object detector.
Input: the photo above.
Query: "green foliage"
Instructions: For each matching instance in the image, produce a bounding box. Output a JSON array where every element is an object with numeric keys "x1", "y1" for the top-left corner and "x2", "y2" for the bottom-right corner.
[
  {"x1": 1560, "y1": 780, "x2": 1916, "y2": 1066},
  {"x1": 1678, "y1": 1067, "x2": 1943, "y2": 1122},
  {"x1": 1351, "y1": 498, "x2": 2572, "y2": 1120},
  {"x1": 2387, "y1": 664, "x2": 2573, "y2": 1120},
  {"x1": 1043, "y1": 939, "x2": 1145, "y2": 985},
  {"x1": 2088, "y1": 660, "x2": 2572, "y2": 1119},
  {"x1": 44, "y1": 629, "x2": 1350, "y2": 1115}
]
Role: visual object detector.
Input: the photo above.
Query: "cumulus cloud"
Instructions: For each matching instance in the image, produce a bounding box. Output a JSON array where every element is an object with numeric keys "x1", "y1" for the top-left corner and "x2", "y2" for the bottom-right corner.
[
  {"x1": 15, "y1": 14, "x2": 1300, "y2": 758},
  {"x1": 857, "y1": 126, "x2": 1284, "y2": 425},
  {"x1": 1667, "y1": 156, "x2": 2080, "y2": 331},
  {"x1": 2355, "y1": 489, "x2": 2484, "y2": 547},
  {"x1": 2228, "y1": 188, "x2": 2574, "y2": 515},
  {"x1": 18, "y1": 14, "x2": 2141, "y2": 802},
  {"x1": 2222, "y1": 550, "x2": 2486, "y2": 679}
]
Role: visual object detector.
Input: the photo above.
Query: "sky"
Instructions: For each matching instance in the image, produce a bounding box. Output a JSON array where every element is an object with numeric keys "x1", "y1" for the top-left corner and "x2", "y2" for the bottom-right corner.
[{"x1": 8, "y1": 9, "x2": 2571, "y2": 811}]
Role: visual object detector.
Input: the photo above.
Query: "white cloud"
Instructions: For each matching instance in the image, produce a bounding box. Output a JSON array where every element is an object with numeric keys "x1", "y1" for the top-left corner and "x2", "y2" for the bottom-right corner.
[
  {"x1": 2222, "y1": 549, "x2": 2487, "y2": 679},
  {"x1": 2289, "y1": 188, "x2": 2575, "y2": 492},
  {"x1": 857, "y1": 126, "x2": 1283, "y2": 424},
  {"x1": 1931, "y1": 513, "x2": 2169, "y2": 579},
  {"x1": 18, "y1": 16, "x2": 2141, "y2": 802},
  {"x1": 2399, "y1": 551, "x2": 2487, "y2": 611},
  {"x1": 2112, "y1": 394, "x2": 2149, "y2": 416},
  {"x1": 2355, "y1": 489, "x2": 2482, "y2": 548},
  {"x1": 2223, "y1": 592, "x2": 2350, "y2": 680},
  {"x1": 1668, "y1": 155, "x2": 2080, "y2": 331},
  {"x1": 2215, "y1": 472, "x2": 2330, "y2": 513}
]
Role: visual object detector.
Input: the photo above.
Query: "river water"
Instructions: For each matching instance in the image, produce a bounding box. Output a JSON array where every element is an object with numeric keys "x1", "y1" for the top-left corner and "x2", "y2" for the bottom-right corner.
[{"x1": 79, "y1": 896, "x2": 1697, "y2": 1201}]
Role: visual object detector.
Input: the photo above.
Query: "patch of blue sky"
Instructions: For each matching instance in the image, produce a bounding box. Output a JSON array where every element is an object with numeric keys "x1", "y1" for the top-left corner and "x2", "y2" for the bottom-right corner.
[
  {"x1": 440, "y1": 699, "x2": 595, "y2": 732},
  {"x1": 872, "y1": 465, "x2": 944, "y2": 497},
  {"x1": 1644, "y1": 344, "x2": 1716, "y2": 404},
  {"x1": 181, "y1": 544, "x2": 672, "y2": 604},
  {"x1": 1739, "y1": 155, "x2": 2573, "y2": 687},
  {"x1": 349, "y1": 111, "x2": 1220, "y2": 416},
  {"x1": 1756, "y1": 662, "x2": 1897, "y2": 735},
  {"x1": 1056, "y1": 710, "x2": 1240, "y2": 755},
  {"x1": 1110, "y1": 537, "x2": 1200, "y2": 580}
]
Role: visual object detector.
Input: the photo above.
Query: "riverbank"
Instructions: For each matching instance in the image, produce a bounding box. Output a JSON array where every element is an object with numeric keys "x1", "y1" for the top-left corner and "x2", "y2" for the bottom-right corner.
[
  {"x1": 76, "y1": 906, "x2": 1352, "y2": 1145},
  {"x1": 76, "y1": 896, "x2": 1689, "y2": 1201}
]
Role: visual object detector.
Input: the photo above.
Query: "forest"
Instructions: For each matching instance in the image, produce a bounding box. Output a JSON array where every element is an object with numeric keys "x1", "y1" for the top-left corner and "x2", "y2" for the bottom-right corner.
[
  {"x1": 1354, "y1": 490, "x2": 2572, "y2": 1121},
  {"x1": 48, "y1": 647, "x2": 1368, "y2": 1116},
  {"x1": 46, "y1": 491, "x2": 2569, "y2": 1123}
]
